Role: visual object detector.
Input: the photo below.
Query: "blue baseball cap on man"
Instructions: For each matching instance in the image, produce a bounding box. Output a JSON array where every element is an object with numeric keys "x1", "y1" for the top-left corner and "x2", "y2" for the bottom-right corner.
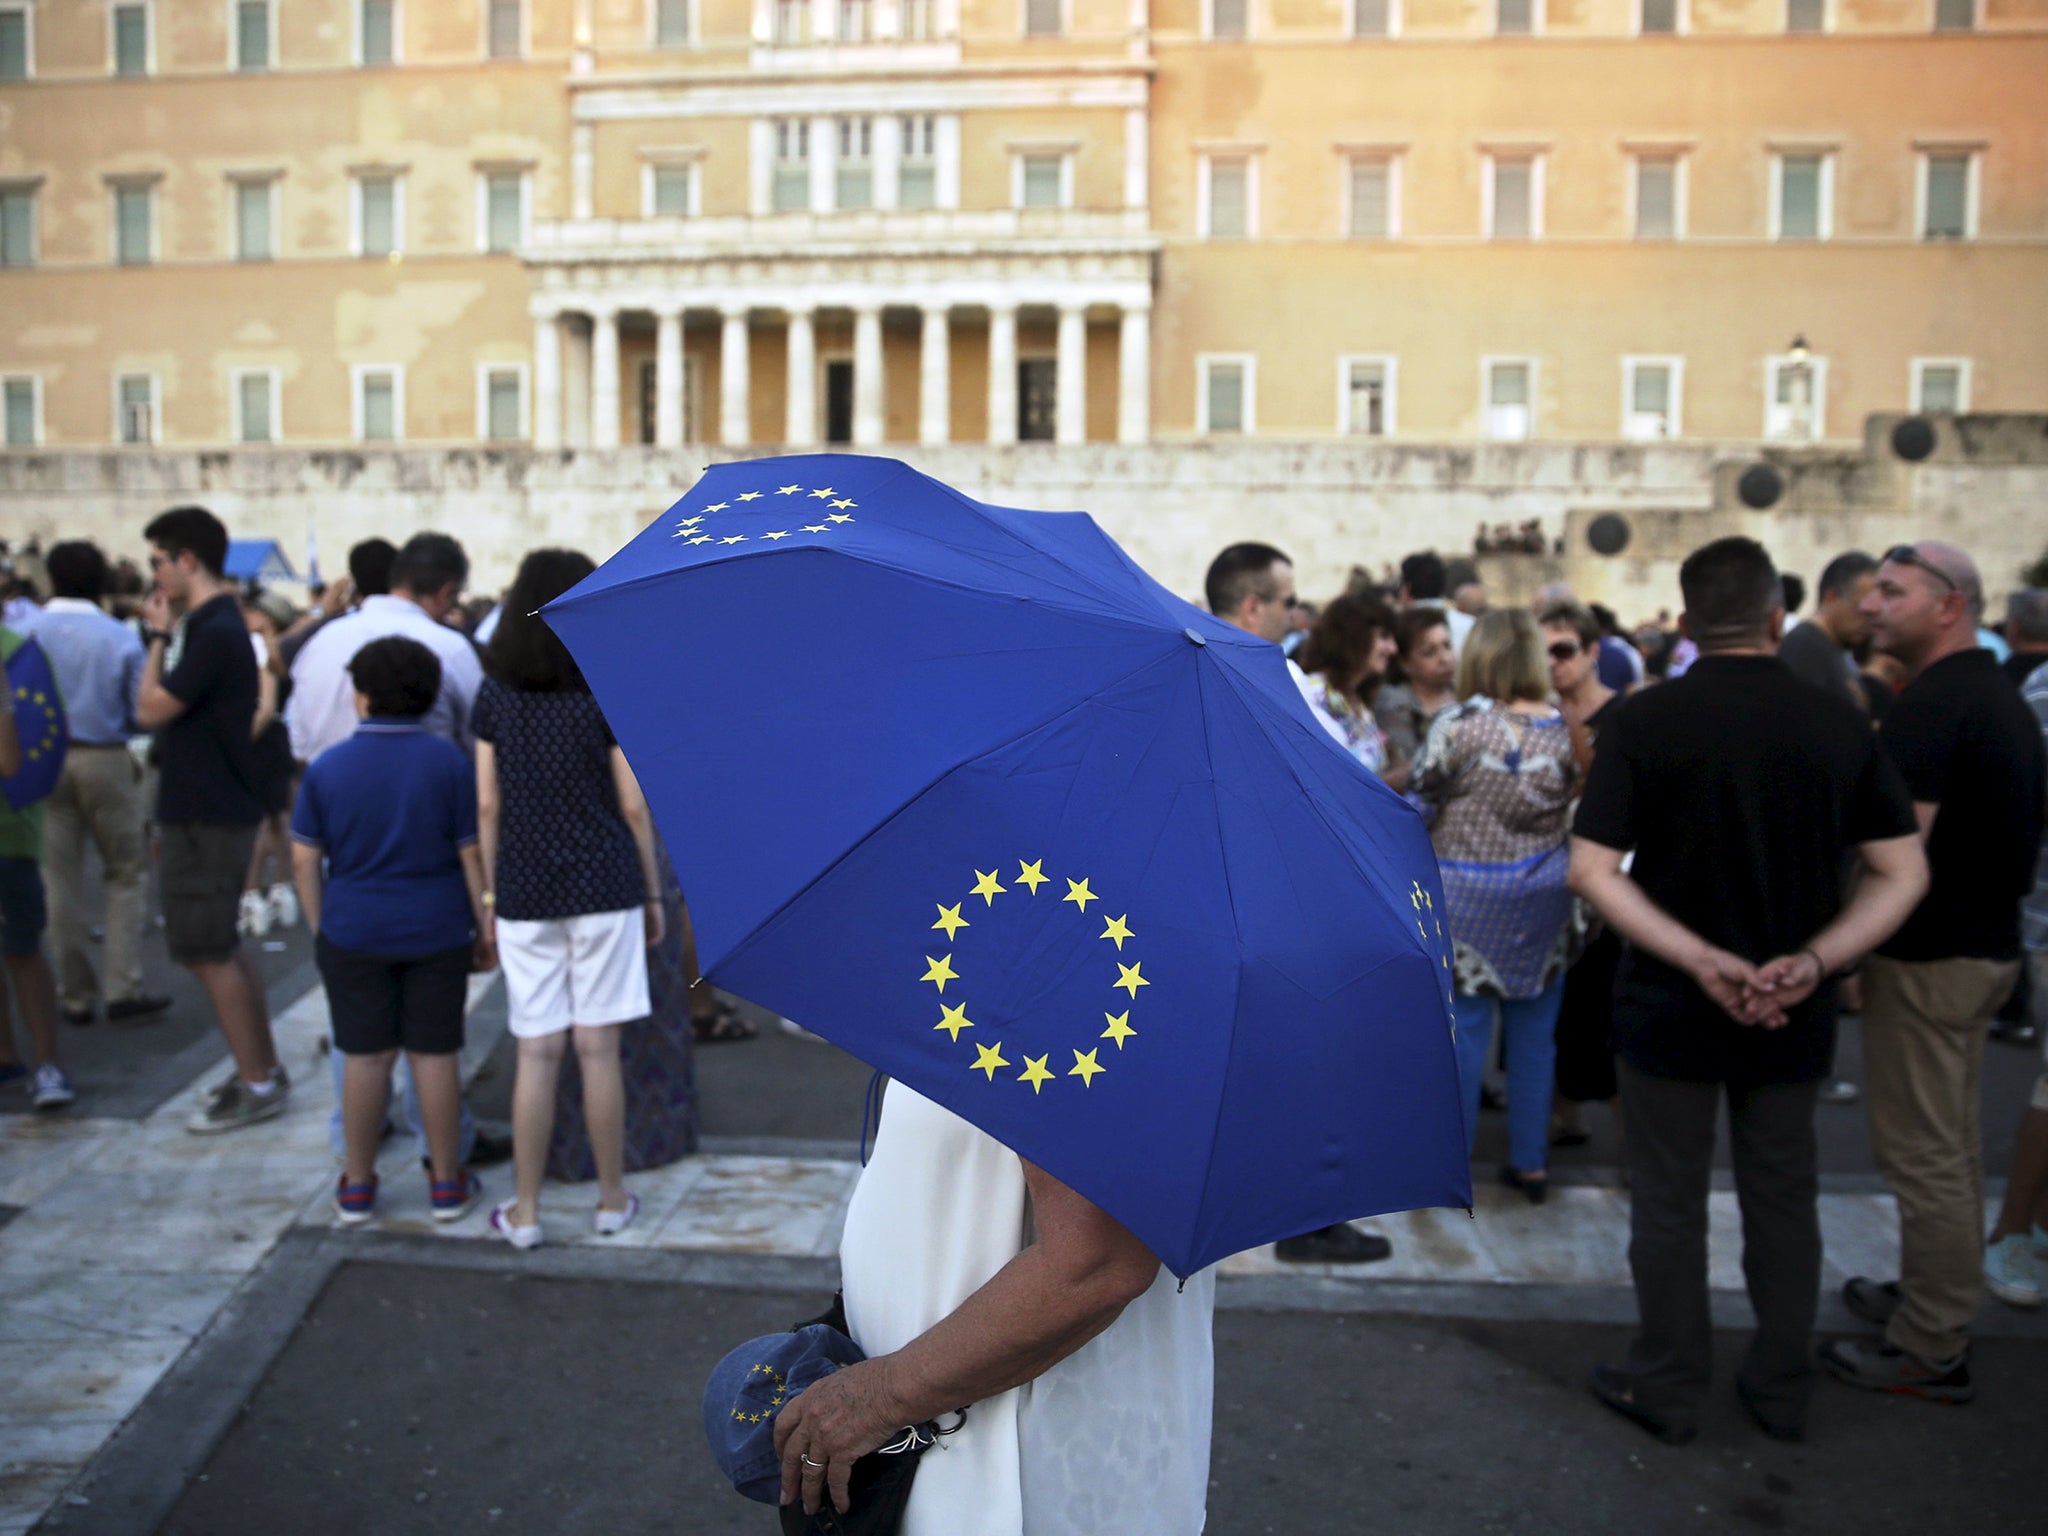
[{"x1": 703, "y1": 1323, "x2": 867, "y2": 1503}]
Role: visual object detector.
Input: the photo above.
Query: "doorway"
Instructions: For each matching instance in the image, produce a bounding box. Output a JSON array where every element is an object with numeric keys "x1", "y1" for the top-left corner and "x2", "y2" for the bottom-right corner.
[{"x1": 824, "y1": 359, "x2": 854, "y2": 444}]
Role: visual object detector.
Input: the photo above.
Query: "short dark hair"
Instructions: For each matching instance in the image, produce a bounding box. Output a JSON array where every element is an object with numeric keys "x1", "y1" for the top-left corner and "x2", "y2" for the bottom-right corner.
[
  {"x1": 1780, "y1": 573, "x2": 1807, "y2": 615},
  {"x1": 45, "y1": 541, "x2": 109, "y2": 601},
  {"x1": 390, "y1": 532, "x2": 469, "y2": 600},
  {"x1": 1204, "y1": 542, "x2": 1290, "y2": 618},
  {"x1": 1816, "y1": 550, "x2": 1878, "y2": 600},
  {"x1": 1536, "y1": 601, "x2": 1601, "y2": 649},
  {"x1": 1399, "y1": 551, "x2": 1447, "y2": 601},
  {"x1": 486, "y1": 548, "x2": 598, "y2": 693},
  {"x1": 347, "y1": 635, "x2": 442, "y2": 719},
  {"x1": 1680, "y1": 536, "x2": 1781, "y2": 651},
  {"x1": 1296, "y1": 591, "x2": 1398, "y2": 699},
  {"x1": 1443, "y1": 558, "x2": 1480, "y2": 594},
  {"x1": 144, "y1": 506, "x2": 229, "y2": 577},
  {"x1": 2008, "y1": 589, "x2": 2048, "y2": 645},
  {"x1": 349, "y1": 538, "x2": 398, "y2": 597}
]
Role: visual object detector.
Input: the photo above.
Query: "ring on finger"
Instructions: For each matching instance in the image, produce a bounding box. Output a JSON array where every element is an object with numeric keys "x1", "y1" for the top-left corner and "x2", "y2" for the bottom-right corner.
[{"x1": 800, "y1": 1454, "x2": 825, "y2": 1469}]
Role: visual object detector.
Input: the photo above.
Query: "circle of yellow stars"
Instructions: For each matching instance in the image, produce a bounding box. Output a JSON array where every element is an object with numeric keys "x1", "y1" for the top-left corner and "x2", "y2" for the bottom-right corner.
[
  {"x1": 11, "y1": 683, "x2": 61, "y2": 764},
  {"x1": 671, "y1": 482, "x2": 858, "y2": 547},
  {"x1": 731, "y1": 1362, "x2": 788, "y2": 1425},
  {"x1": 1412, "y1": 879, "x2": 1456, "y2": 1030},
  {"x1": 922, "y1": 859, "x2": 1146, "y2": 1096}
]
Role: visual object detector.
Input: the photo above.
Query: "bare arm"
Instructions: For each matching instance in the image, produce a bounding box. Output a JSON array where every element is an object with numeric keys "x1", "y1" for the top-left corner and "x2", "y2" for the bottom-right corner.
[
  {"x1": 474, "y1": 740, "x2": 499, "y2": 931},
  {"x1": 0, "y1": 709, "x2": 20, "y2": 778},
  {"x1": 460, "y1": 842, "x2": 495, "y2": 971},
  {"x1": 291, "y1": 841, "x2": 323, "y2": 937},
  {"x1": 251, "y1": 662, "x2": 278, "y2": 739},
  {"x1": 1913, "y1": 801, "x2": 1937, "y2": 840},
  {"x1": 772, "y1": 1158, "x2": 1161, "y2": 1515},
  {"x1": 610, "y1": 747, "x2": 665, "y2": 948},
  {"x1": 1748, "y1": 832, "x2": 1930, "y2": 1011}
]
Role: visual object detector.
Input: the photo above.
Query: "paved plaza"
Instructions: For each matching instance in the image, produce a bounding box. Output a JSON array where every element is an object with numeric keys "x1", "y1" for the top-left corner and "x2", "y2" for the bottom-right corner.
[{"x1": 3, "y1": 930, "x2": 2045, "y2": 1534}]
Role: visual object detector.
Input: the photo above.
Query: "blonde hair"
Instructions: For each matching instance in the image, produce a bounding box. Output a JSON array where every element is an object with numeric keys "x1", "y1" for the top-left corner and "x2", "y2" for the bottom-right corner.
[{"x1": 1456, "y1": 608, "x2": 1549, "y2": 704}]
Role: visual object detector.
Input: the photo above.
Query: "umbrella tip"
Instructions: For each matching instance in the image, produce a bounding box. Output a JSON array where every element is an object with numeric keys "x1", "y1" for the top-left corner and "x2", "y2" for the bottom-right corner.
[{"x1": 1183, "y1": 627, "x2": 1207, "y2": 647}]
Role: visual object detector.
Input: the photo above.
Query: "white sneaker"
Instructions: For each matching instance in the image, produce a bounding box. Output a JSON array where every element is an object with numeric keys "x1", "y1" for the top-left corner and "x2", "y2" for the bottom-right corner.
[
  {"x1": 594, "y1": 1191, "x2": 640, "y2": 1236},
  {"x1": 238, "y1": 889, "x2": 273, "y2": 938},
  {"x1": 267, "y1": 882, "x2": 299, "y2": 929}
]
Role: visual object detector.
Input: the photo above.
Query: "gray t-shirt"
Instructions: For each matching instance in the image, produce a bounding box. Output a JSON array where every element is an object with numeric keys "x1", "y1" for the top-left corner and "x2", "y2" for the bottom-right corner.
[{"x1": 1778, "y1": 622, "x2": 1859, "y2": 705}]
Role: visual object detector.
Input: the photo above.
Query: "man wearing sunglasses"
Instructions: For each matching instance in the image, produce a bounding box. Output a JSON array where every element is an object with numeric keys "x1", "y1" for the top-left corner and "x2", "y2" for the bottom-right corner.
[{"x1": 1823, "y1": 543, "x2": 2046, "y2": 1402}]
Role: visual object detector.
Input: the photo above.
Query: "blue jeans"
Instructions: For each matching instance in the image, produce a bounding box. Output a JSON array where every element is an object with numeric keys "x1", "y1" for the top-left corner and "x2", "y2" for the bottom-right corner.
[
  {"x1": 1452, "y1": 979, "x2": 1566, "y2": 1175},
  {"x1": 327, "y1": 1040, "x2": 477, "y2": 1164}
]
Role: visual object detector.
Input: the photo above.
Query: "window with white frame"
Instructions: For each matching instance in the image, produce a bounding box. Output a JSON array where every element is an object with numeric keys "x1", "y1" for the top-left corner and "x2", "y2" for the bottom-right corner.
[
  {"x1": 1765, "y1": 351, "x2": 1827, "y2": 440},
  {"x1": 1933, "y1": 0, "x2": 1973, "y2": 28},
  {"x1": 481, "y1": 170, "x2": 526, "y2": 252},
  {"x1": 656, "y1": 0, "x2": 691, "y2": 45},
  {"x1": 1024, "y1": 0, "x2": 1061, "y2": 37},
  {"x1": 113, "y1": 3, "x2": 151, "y2": 76},
  {"x1": 235, "y1": 1, "x2": 272, "y2": 70},
  {"x1": 3, "y1": 376, "x2": 40, "y2": 447},
  {"x1": 1622, "y1": 357, "x2": 1681, "y2": 439},
  {"x1": 1340, "y1": 356, "x2": 1395, "y2": 436},
  {"x1": 1639, "y1": 0, "x2": 1679, "y2": 31},
  {"x1": 234, "y1": 178, "x2": 277, "y2": 261},
  {"x1": 1482, "y1": 358, "x2": 1534, "y2": 440},
  {"x1": 487, "y1": 0, "x2": 521, "y2": 57},
  {"x1": 1353, "y1": 0, "x2": 1394, "y2": 35},
  {"x1": 112, "y1": 182, "x2": 155, "y2": 265},
  {"x1": 1486, "y1": 154, "x2": 1541, "y2": 240},
  {"x1": 479, "y1": 364, "x2": 525, "y2": 439},
  {"x1": 648, "y1": 160, "x2": 696, "y2": 217},
  {"x1": 115, "y1": 373, "x2": 158, "y2": 445},
  {"x1": 1017, "y1": 152, "x2": 1068, "y2": 210},
  {"x1": 0, "y1": 183, "x2": 34, "y2": 268},
  {"x1": 1919, "y1": 151, "x2": 1975, "y2": 240},
  {"x1": 839, "y1": 0, "x2": 872, "y2": 40},
  {"x1": 1786, "y1": 0, "x2": 1825, "y2": 28},
  {"x1": 1209, "y1": 0, "x2": 1248, "y2": 38},
  {"x1": 355, "y1": 365, "x2": 403, "y2": 441},
  {"x1": 1347, "y1": 154, "x2": 1396, "y2": 238},
  {"x1": 1773, "y1": 151, "x2": 1831, "y2": 240},
  {"x1": 360, "y1": 0, "x2": 396, "y2": 65},
  {"x1": 899, "y1": 116, "x2": 937, "y2": 209},
  {"x1": 901, "y1": 0, "x2": 937, "y2": 38},
  {"x1": 1633, "y1": 153, "x2": 1681, "y2": 239},
  {"x1": 1911, "y1": 359, "x2": 1968, "y2": 414},
  {"x1": 772, "y1": 120, "x2": 811, "y2": 212},
  {"x1": 354, "y1": 173, "x2": 402, "y2": 257},
  {"x1": 1199, "y1": 355, "x2": 1253, "y2": 435},
  {"x1": 0, "y1": 4, "x2": 29, "y2": 80},
  {"x1": 835, "y1": 119, "x2": 874, "y2": 210},
  {"x1": 1203, "y1": 156, "x2": 1252, "y2": 239},
  {"x1": 1497, "y1": 0, "x2": 1538, "y2": 34},
  {"x1": 233, "y1": 369, "x2": 279, "y2": 443},
  {"x1": 773, "y1": 0, "x2": 808, "y2": 43}
]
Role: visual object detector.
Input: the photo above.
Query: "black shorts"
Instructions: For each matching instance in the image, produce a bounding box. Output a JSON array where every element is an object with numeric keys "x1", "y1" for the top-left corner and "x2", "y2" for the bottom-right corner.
[
  {"x1": 316, "y1": 933, "x2": 471, "y2": 1056},
  {"x1": 160, "y1": 822, "x2": 260, "y2": 965}
]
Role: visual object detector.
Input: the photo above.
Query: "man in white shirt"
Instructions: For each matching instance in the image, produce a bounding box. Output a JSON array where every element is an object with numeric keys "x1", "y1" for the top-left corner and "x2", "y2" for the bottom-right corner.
[{"x1": 287, "y1": 532, "x2": 483, "y2": 765}]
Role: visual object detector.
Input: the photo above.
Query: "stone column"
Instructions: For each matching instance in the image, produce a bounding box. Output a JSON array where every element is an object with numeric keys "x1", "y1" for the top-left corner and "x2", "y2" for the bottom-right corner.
[
  {"x1": 986, "y1": 303, "x2": 1017, "y2": 446},
  {"x1": 1118, "y1": 302, "x2": 1150, "y2": 446},
  {"x1": 785, "y1": 308, "x2": 817, "y2": 446},
  {"x1": 720, "y1": 306, "x2": 751, "y2": 447},
  {"x1": 1055, "y1": 303, "x2": 1087, "y2": 446},
  {"x1": 919, "y1": 305, "x2": 950, "y2": 446},
  {"x1": 532, "y1": 311, "x2": 562, "y2": 449},
  {"x1": 852, "y1": 304, "x2": 885, "y2": 447},
  {"x1": 655, "y1": 308, "x2": 685, "y2": 447},
  {"x1": 590, "y1": 306, "x2": 620, "y2": 449}
]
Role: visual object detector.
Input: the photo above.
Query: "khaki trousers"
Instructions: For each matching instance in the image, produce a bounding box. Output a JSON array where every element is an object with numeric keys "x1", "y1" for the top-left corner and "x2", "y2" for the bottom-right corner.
[
  {"x1": 1861, "y1": 952, "x2": 2020, "y2": 1364},
  {"x1": 40, "y1": 747, "x2": 149, "y2": 1009}
]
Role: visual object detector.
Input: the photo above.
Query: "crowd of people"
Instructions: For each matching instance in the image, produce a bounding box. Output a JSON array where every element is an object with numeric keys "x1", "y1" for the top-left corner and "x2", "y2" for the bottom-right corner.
[{"x1": 3, "y1": 504, "x2": 2047, "y2": 1453}]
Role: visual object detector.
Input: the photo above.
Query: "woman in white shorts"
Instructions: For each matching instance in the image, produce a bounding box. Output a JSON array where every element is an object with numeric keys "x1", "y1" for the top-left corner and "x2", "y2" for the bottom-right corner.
[{"x1": 476, "y1": 549, "x2": 664, "y2": 1249}]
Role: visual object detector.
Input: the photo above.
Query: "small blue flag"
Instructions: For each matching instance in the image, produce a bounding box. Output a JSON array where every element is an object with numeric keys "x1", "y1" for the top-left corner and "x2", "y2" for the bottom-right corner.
[{"x1": 3, "y1": 636, "x2": 69, "y2": 810}]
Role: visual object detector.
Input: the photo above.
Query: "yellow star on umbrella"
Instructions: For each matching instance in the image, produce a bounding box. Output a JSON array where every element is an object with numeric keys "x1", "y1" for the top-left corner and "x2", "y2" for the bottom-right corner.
[
  {"x1": 738, "y1": 491, "x2": 763, "y2": 501},
  {"x1": 1100, "y1": 914, "x2": 1133, "y2": 950},
  {"x1": 1101, "y1": 1011, "x2": 1136, "y2": 1049},
  {"x1": 1114, "y1": 962, "x2": 1149, "y2": 998},
  {"x1": 935, "y1": 1002, "x2": 974, "y2": 1041},
  {"x1": 971, "y1": 1041, "x2": 1008, "y2": 1081},
  {"x1": 971, "y1": 869, "x2": 1005, "y2": 905},
  {"x1": 810, "y1": 487, "x2": 835, "y2": 498},
  {"x1": 802, "y1": 524, "x2": 829, "y2": 534},
  {"x1": 830, "y1": 498, "x2": 857, "y2": 509},
  {"x1": 1063, "y1": 878, "x2": 1096, "y2": 911},
  {"x1": 703, "y1": 501, "x2": 728, "y2": 512},
  {"x1": 777, "y1": 484, "x2": 802, "y2": 494},
  {"x1": 921, "y1": 954, "x2": 959, "y2": 992},
  {"x1": 827, "y1": 513, "x2": 855, "y2": 524},
  {"x1": 1018, "y1": 1055, "x2": 1055, "y2": 1094},
  {"x1": 932, "y1": 902, "x2": 970, "y2": 940},
  {"x1": 720, "y1": 535, "x2": 747, "y2": 545},
  {"x1": 1068, "y1": 1048, "x2": 1105, "y2": 1086},
  {"x1": 762, "y1": 531, "x2": 791, "y2": 540}
]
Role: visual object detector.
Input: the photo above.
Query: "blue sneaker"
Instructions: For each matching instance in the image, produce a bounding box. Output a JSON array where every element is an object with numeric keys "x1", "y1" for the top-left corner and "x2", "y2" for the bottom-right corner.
[
  {"x1": 1988, "y1": 1233, "x2": 2044, "y2": 1309},
  {"x1": 30, "y1": 1063, "x2": 76, "y2": 1111}
]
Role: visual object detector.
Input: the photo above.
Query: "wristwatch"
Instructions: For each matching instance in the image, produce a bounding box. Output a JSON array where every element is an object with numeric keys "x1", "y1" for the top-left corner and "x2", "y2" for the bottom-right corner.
[{"x1": 144, "y1": 628, "x2": 173, "y2": 647}]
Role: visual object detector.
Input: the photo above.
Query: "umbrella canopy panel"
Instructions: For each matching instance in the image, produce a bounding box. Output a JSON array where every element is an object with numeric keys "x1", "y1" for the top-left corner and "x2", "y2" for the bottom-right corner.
[{"x1": 224, "y1": 539, "x2": 296, "y2": 584}]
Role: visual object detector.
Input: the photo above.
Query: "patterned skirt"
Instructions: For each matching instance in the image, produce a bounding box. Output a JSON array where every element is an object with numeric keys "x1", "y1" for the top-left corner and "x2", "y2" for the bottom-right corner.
[{"x1": 1438, "y1": 843, "x2": 1577, "y2": 1001}]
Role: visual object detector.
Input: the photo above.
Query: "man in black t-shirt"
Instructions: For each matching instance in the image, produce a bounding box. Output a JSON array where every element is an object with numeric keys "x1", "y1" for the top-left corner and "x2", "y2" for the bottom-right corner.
[
  {"x1": 1570, "y1": 537, "x2": 1925, "y2": 1445},
  {"x1": 1822, "y1": 543, "x2": 2048, "y2": 1402},
  {"x1": 136, "y1": 506, "x2": 288, "y2": 1135}
]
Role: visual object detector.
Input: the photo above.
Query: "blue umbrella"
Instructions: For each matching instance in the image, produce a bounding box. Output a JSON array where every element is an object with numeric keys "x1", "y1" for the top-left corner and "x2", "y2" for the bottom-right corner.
[
  {"x1": 223, "y1": 539, "x2": 296, "y2": 584},
  {"x1": 2, "y1": 636, "x2": 69, "y2": 811},
  {"x1": 545, "y1": 454, "x2": 1469, "y2": 1278}
]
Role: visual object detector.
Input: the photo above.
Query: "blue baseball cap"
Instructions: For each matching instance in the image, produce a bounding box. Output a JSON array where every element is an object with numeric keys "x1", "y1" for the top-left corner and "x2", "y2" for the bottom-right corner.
[{"x1": 703, "y1": 1323, "x2": 868, "y2": 1503}]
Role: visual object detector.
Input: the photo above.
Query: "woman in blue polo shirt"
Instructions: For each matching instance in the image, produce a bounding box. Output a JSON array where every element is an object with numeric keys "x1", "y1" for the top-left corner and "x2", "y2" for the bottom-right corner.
[{"x1": 291, "y1": 636, "x2": 493, "y2": 1226}]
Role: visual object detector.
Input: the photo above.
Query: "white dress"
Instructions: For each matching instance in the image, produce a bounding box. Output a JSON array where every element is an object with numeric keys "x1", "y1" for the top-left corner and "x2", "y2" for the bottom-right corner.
[{"x1": 841, "y1": 1084, "x2": 1216, "y2": 1536}]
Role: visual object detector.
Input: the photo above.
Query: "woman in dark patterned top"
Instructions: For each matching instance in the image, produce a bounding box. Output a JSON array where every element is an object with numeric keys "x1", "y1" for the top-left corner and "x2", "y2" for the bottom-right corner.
[{"x1": 478, "y1": 549, "x2": 663, "y2": 1250}]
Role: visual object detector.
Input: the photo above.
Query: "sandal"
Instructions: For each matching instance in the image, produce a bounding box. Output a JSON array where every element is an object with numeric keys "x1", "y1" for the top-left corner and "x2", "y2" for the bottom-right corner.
[{"x1": 691, "y1": 1003, "x2": 757, "y2": 1043}]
